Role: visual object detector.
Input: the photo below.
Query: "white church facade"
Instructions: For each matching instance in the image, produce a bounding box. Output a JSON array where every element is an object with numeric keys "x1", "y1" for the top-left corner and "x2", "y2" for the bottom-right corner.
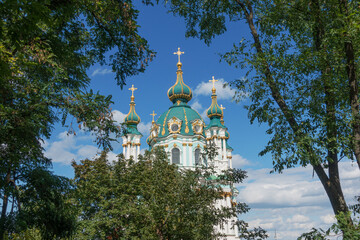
[{"x1": 121, "y1": 48, "x2": 240, "y2": 239}]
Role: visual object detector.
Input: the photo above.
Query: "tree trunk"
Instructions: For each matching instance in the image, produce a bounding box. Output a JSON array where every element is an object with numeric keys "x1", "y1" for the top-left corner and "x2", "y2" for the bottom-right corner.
[
  {"x1": 235, "y1": 0, "x2": 350, "y2": 221},
  {"x1": 339, "y1": 0, "x2": 360, "y2": 170},
  {"x1": 0, "y1": 170, "x2": 11, "y2": 240}
]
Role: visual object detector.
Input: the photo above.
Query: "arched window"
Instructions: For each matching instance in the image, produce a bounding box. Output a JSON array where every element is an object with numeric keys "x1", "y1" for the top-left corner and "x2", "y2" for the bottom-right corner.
[
  {"x1": 172, "y1": 148, "x2": 180, "y2": 164},
  {"x1": 195, "y1": 149, "x2": 200, "y2": 165}
]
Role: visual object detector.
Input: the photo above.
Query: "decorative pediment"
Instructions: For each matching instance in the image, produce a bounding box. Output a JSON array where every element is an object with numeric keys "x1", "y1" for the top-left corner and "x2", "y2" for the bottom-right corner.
[
  {"x1": 191, "y1": 119, "x2": 204, "y2": 134},
  {"x1": 150, "y1": 123, "x2": 160, "y2": 138},
  {"x1": 167, "y1": 117, "x2": 182, "y2": 134}
]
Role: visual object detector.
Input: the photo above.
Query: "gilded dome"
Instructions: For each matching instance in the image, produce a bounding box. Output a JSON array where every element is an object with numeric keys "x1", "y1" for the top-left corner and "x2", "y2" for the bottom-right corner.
[
  {"x1": 206, "y1": 87, "x2": 223, "y2": 119},
  {"x1": 167, "y1": 62, "x2": 192, "y2": 103},
  {"x1": 124, "y1": 85, "x2": 141, "y2": 125},
  {"x1": 153, "y1": 103, "x2": 204, "y2": 139}
]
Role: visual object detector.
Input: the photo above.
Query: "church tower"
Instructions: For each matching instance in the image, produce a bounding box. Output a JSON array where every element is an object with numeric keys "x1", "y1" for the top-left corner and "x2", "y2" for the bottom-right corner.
[
  {"x1": 205, "y1": 76, "x2": 233, "y2": 173},
  {"x1": 122, "y1": 85, "x2": 142, "y2": 161},
  {"x1": 145, "y1": 48, "x2": 239, "y2": 239},
  {"x1": 146, "y1": 48, "x2": 206, "y2": 167}
]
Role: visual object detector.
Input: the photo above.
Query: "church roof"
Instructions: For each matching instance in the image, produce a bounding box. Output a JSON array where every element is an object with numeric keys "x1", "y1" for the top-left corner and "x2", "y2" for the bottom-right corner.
[
  {"x1": 206, "y1": 78, "x2": 225, "y2": 129},
  {"x1": 123, "y1": 85, "x2": 141, "y2": 135},
  {"x1": 155, "y1": 102, "x2": 204, "y2": 138},
  {"x1": 167, "y1": 49, "x2": 192, "y2": 103},
  {"x1": 124, "y1": 124, "x2": 142, "y2": 136}
]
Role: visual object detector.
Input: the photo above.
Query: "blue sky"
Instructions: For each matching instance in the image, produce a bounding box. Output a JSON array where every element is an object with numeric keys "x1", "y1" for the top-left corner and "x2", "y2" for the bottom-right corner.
[{"x1": 44, "y1": 3, "x2": 360, "y2": 239}]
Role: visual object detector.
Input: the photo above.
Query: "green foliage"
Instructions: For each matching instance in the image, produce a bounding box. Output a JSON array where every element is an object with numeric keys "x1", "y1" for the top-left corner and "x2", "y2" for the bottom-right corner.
[
  {"x1": 298, "y1": 211, "x2": 360, "y2": 240},
  {"x1": 1, "y1": 168, "x2": 76, "y2": 239},
  {"x1": 71, "y1": 148, "x2": 266, "y2": 240},
  {"x1": 0, "y1": 0, "x2": 154, "y2": 237},
  {"x1": 4, "y1": 228, "x2": 42, "y2": 240},
  {"x1": 299, "y1": 196, "x2": 360, "y2": 240},
  {"x1": 160, "y1": 0, "x2": 360, "y2": 234},
  {"x1": 297, "y1": 228, "x2": 329, "y2": 240}
]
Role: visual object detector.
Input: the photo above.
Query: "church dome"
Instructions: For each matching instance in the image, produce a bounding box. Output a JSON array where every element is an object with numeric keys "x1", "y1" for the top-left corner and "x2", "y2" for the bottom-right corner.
[
  {"x1": 124, "y1": 85, "x2": 141, "y2": 125},
  {"x1": 167, "y1": 62, "x2": 192, "y2": 103},
  {"x1": 206, "y1": 84, "x2": 223, "y2": 119},
  {"x1": 155, "y1": 103, "x2": 204, "y2": 138}
]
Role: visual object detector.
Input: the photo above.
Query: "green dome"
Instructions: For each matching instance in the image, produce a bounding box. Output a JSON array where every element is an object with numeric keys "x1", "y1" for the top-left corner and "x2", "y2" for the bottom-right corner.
[
  {"x1": 155, "y1": 102, "x2": 204, "y2": 138},
  {"x1": 124, "y1": 86, "x2": 141, "y2": 131},
  {"x1": 124, "y1": 99, "x2": 140, "y2": 124},
  {"x1": 167, "y1": 62, "x2": 192, "y2": 103},
  {"x1": 207, "y1": 88, "x2": 223, "y2": 119}
]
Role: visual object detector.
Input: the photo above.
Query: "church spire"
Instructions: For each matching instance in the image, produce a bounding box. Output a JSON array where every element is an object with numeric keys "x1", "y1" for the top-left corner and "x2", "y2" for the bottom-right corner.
[
  {"x1": 207, "y1": 76, "x2": 223, "y2": 119},
  {"x1": 122, "y1": 84, "x2": 141, "y2": 161},
  {"x1": 167, "y1": 47, "x2": 192, "y2": 104},
  {"x1": 124, "y1": 84, "x2": 141, "y2": 126},
  {"x1": 220, "y1": 104, "x2": 225, "y2": 125}
]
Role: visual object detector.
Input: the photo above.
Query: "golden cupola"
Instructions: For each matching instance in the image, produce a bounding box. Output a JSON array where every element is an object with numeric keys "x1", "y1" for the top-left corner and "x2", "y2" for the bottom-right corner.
[{"x1": 167, "y1": 48, "x2": 192, "y2": 104}]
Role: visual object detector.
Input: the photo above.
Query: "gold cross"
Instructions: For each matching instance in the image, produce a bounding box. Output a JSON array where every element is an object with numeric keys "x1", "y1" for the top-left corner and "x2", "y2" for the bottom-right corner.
[
  {"x1": 173, "y1": 47, "x2": 184, "y2": 63},
  {"x1": 128, "y1": 84, "x2": 137, "y2": 97},
  {"x1": 209, "y1": 76, "x2": 218, "y2": 89},
  {"x1": 220, "y1": 104, "x2": 225, "y2": 111},
  {"x1": 150, "y1": 110, "x2": 157, "y2": 122}
]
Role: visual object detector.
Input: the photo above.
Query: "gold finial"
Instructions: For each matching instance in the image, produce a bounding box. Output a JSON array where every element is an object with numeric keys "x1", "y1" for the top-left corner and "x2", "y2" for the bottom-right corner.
[
  {"x1": 209, "y1": 76, "x2": 218, "y2": 89},
  {"x1": 129, "y1": 84, "x2": 137, "y2": 101},
  {"x1": 220, "y1": 105, "x2": 225, "y2": 123},
  {"x1": 220, "y1": 104, "x2": 225, "y2": 111},
  {"x1": 129, "y1": 84, "x2": 137, "y2": 97},
  {"x1": 150, "y1": 111, "x2": 157, "y2": 123},
  {"x1": 209, "y1": 76, "x2": 218, "y2": 93},
  {"x1": 173, "y1": 47, "x2": 184, "y2": 63}
]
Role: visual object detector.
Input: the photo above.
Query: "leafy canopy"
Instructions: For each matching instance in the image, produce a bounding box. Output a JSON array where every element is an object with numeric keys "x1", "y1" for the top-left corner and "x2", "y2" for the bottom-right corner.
[
  {"x1": 72, "y1": 148, "x2": 267, "y2": 240},
  {"x1": 0, "y1": 0, "x2": 154, "y2": 238}
]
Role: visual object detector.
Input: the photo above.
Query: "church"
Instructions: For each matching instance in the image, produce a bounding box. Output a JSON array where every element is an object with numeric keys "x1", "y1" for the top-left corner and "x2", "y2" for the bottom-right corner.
[{"x1": 121, "y1": 48, "x2": 240, "y2": 239}]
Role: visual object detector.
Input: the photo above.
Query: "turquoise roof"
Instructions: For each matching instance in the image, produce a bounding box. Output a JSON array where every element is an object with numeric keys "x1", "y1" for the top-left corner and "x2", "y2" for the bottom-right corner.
[
  {"x1": 124, "y1": 90, "x2": 141, "y2": 136},
  {"x1": 207, "y1": 90, "x2": 223, "y2": 118},
  {"x1": 155, "y1": 102, "x2": 204, "y2": 138},
  {"x1": 205, "y1": 117, "x2": 226, "y2": 130},
  {"x1": 124, "y1": 98, "x2": 140, "y2": 125},
  {"x1": 167, "y1": 62, "x2": 192, "y2": 103},
  {"x1": 124, "y1": 124, "x2": 142, "y2": 136},
  {"x1": 226, "y1": 141, "x2": 233, "y2": 150}
]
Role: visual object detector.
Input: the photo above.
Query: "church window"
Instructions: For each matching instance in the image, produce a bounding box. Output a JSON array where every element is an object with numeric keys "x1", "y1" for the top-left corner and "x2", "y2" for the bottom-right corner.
[
  {"x1": 195, "y1": 149, "x2": 200, "y2": 165},
  {"x1": 171, "y1": 123, "x2": 179, "y2": 132},
  {"x1": 172, "y1": 148, "x2": 180, "y2": 164}
]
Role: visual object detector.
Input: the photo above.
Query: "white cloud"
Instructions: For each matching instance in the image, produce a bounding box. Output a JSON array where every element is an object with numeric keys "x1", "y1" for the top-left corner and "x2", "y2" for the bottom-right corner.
[
  {"x1": 45, "y1": 131, "x2": 98, "y2": 164},
  {"x1": 190, "y1": 100, "x2": 203, "y2": 112},
  {"x1": 232, "y1": 154, "x2": 251, "y2": 168},
  {"x1": 44, "y1": 131, "x2": 121, "y2": 165},
  {"x1": 107, "y1": 151, "x2": 119, "y2": 162},
  {"x1": 138, "y1": 121, "x2": 152, "y2": 136},
  {"x1": 236, "y1": 161, "x2": 359, "y2": 239},
  {"x1": 320, "y1": 214, "x2": 336, "y2": 225},
  {"x1": 112, "y1": 110, "x2": 127, "y2": 124},
  {"x1": 194, "y1": 78, "x2": 235, "y2": 100},
  {"x1": 91, "y1": 68, "x2": 113, "y2": 77},
  {"x1": 286, "y1": 214, "x2": 310, "y2": 223},
  {"x1": 112, "y1": 109, "x2": 151, "y2": 136},
  {"x1": 77, "y1": 145, "x2": 99, "y2": 159}
]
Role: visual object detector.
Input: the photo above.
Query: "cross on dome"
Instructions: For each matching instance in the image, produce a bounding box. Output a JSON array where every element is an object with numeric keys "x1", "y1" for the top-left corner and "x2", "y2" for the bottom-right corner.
[
  {"x1": 220, "y1": 105, "x2": 225, "y2": 124},
  {"x1": 209, "y1": 76, "x2": 218, "y2": 90},
  {"x1": 173, "y1": 47, "x2": 184, "y2": 63},
  {"x1": 129, "y1": 84, "x2": 137, "y2": 97},
  {"x1": 209, "y1": 76, "x2": 219, "y2": 94},
  {"x1": 150, "y1": 110, "x2": 157, "y2": 122}
]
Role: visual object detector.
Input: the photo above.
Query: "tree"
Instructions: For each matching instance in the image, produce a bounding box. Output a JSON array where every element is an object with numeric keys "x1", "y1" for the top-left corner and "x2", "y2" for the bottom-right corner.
[
  {"x1": 298, "y1": 196, "x2": 360, "y2": 239},
  {"x1": 159, "y1": 0, "x2": 360, "y2": 232},
  {"x1": 71, "y1": 148, "x2": 268, "y2": 240},
  {"x1": 0, "y1": 0, "x2": 154, "y2": 238},
  {"x1": 12, "y1": 168, "x2": 76, "y2": 239}
]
